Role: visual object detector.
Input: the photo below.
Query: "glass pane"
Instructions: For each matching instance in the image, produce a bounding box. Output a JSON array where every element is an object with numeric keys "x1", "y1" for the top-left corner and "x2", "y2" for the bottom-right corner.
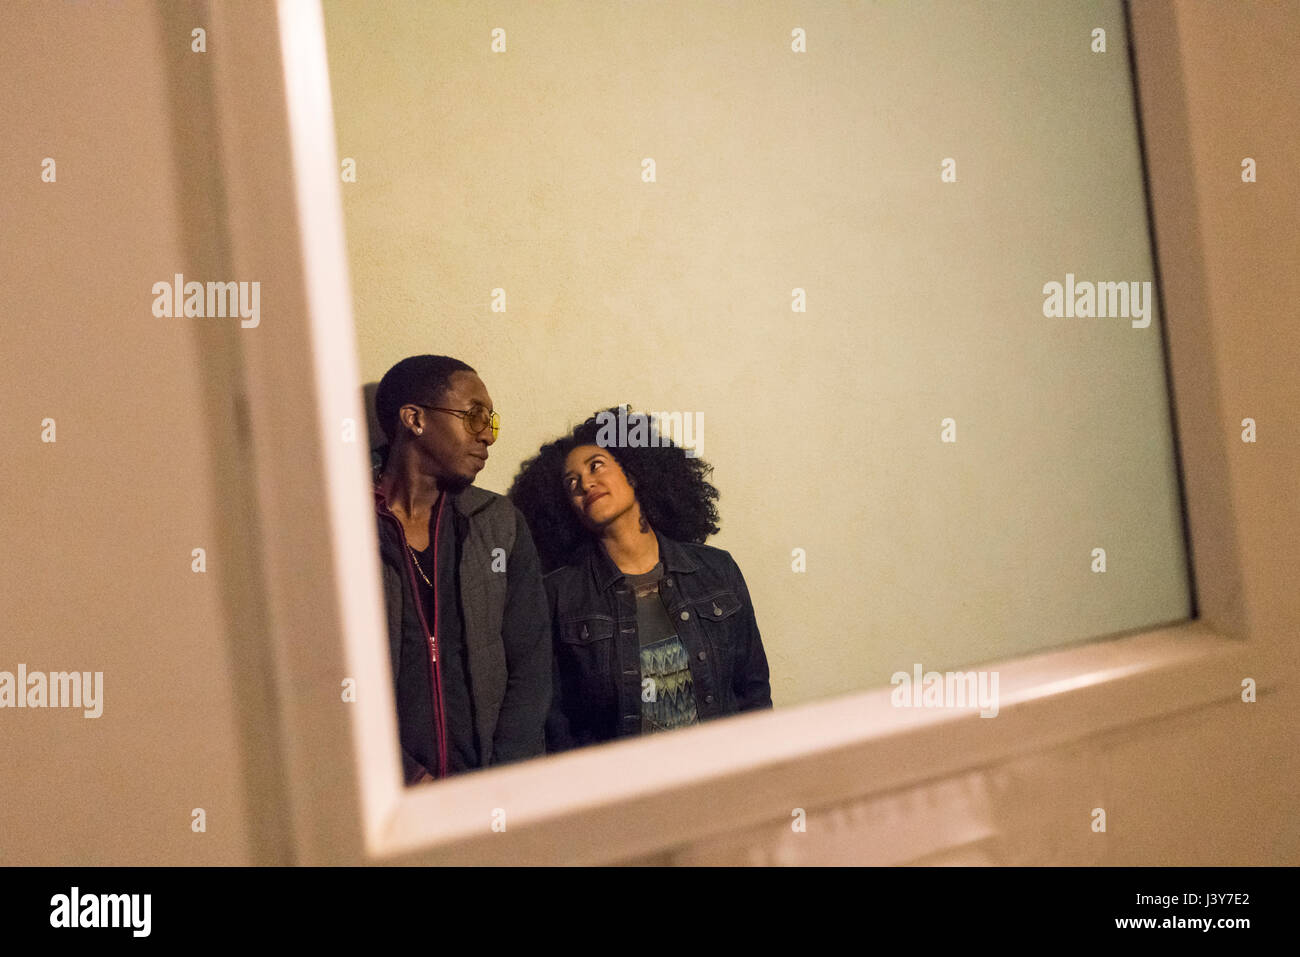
[{"x1": 322, "y1": 0, "x2": 1192, "y2": 774}]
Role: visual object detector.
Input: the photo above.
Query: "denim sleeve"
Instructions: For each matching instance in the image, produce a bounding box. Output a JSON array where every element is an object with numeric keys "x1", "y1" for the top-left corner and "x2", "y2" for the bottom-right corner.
[
  {"x1": 728, "y1": 554, "x2": 773, "y2": 710},
  {"x1": 541, "y1": 570, "x2": 584, "y2": 752}
]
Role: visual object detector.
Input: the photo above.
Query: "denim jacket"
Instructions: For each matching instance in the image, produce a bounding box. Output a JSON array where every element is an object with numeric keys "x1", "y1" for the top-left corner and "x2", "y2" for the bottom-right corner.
[{"x1": 543, "y1": 532, "x2": 772, "y2": 750}]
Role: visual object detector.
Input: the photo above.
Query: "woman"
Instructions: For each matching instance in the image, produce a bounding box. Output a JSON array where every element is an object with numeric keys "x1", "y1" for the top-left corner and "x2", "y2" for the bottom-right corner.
[{"x1": 509, "y1": 407, "x2": 772, "y2": 751}]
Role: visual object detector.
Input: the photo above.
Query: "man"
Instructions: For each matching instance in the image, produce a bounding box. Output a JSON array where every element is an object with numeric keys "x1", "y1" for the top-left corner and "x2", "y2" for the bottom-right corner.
[{"x1": 372, "y1": 355, "x2": 551, "y2": 783}]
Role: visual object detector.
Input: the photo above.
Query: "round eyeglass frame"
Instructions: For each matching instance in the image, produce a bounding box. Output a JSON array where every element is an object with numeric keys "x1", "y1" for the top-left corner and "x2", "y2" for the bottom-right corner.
[{"x1": 417, "y1": 405, "x2": 500, "y2": 439}]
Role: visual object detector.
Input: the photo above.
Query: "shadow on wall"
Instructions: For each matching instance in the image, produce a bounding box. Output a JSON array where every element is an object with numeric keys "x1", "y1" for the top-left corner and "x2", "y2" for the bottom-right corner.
[{"x1": 362, "y1": 382, "x2": 383, "y2": 454}]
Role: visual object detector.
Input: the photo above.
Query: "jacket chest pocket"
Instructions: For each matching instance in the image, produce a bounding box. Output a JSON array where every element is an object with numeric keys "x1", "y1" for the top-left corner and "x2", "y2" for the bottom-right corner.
[
  {"x1": 687, "y1": 590, "x2": 743, "y2": 683},
  {"x1": 558, "y1": 615, "x2": 617, "y2": 687}
]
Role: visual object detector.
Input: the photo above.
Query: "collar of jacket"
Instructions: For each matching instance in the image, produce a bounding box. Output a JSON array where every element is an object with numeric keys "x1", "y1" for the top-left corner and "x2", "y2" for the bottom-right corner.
[{"x1": 583, "y1": 529, "x2": 702, "y2": 592}]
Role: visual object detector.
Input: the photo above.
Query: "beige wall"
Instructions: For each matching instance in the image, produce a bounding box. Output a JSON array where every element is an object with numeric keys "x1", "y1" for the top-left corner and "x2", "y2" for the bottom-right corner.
[{"x1": 323, "y1": 0, "x2": 1191, "y2": 710}]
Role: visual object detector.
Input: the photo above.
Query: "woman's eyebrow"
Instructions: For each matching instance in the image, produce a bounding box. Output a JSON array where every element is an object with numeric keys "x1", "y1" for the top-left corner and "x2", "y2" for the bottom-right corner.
[{"x1": 563, "y1": 453, "x2": 604, "y2": 478}]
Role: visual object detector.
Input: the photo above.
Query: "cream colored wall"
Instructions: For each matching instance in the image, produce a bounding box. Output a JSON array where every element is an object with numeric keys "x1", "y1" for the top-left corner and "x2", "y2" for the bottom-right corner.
[
  {"x1": 0, "y1": 1, "x2": 258, "y2": 865},
  {"x1": 323, "y1": 0, "x2": 1191, "y2": 709}
]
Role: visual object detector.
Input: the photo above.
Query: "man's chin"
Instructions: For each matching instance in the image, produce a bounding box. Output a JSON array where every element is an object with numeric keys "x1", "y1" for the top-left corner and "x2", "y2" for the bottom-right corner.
[{"x1": 441, "y1": 474, "x2": 475, "y2": 493}]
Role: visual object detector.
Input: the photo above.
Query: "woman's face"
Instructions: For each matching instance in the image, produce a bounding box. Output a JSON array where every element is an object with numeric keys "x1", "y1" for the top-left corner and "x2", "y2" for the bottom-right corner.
[{"x1": 562, "y1": 444, "x2": 638, "y2": 531}]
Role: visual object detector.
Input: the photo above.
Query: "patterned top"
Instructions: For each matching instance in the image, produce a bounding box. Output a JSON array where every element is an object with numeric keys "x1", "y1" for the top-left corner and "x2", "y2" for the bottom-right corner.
[{"x1": 623, "y1": 563, "x2": 699, "y2": 734}]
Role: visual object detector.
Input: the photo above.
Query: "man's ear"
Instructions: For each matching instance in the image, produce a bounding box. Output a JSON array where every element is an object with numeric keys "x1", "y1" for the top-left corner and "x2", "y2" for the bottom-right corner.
[{"x1": 398, "y1": 404, "x2": 420, "y2": 434}]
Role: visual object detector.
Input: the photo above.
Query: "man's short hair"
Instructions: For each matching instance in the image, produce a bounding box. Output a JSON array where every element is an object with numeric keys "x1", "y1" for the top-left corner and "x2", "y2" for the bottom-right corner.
[{"x1": 375, "y1": 355, "x2": 476, "y2": 441}]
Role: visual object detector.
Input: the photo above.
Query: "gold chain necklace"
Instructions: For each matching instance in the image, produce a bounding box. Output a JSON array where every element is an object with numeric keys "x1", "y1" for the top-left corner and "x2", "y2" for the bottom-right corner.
[{"x1": 406, "y1": 542, "x2": 433, "y2": 587}]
